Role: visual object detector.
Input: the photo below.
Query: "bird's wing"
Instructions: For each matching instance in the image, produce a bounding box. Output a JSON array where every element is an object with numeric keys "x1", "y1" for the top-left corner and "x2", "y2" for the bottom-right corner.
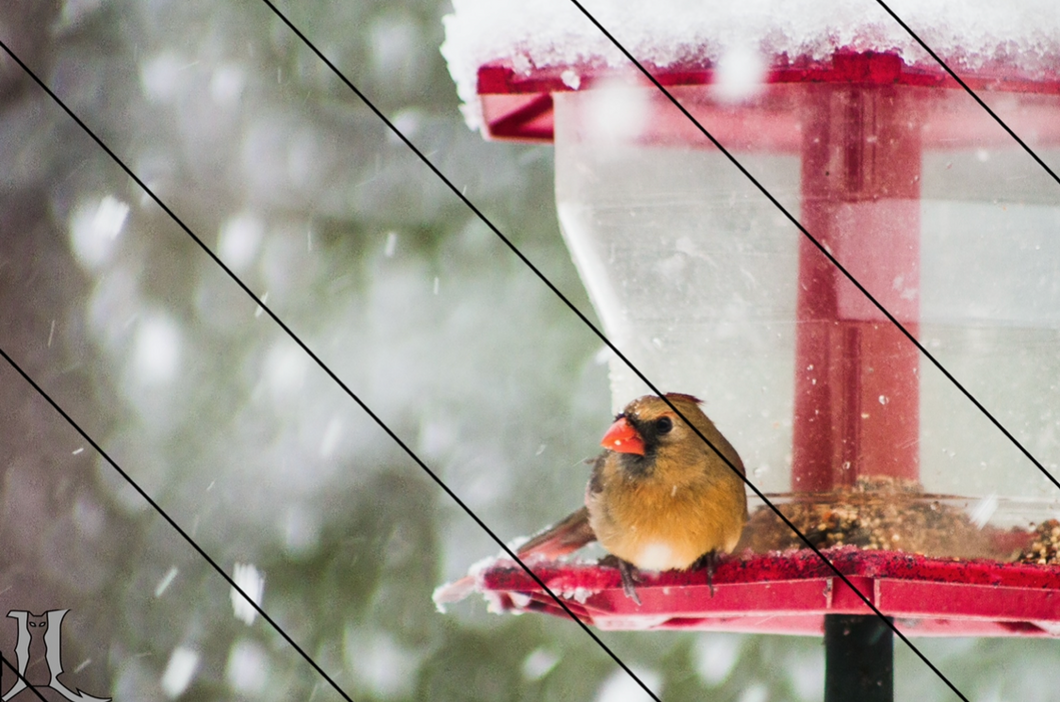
[
  {"x1": 587, "y1": 452, "x2": 606, "y2": 498},
  {"x1": 516, "y1": 505, "x2": 596, "y2": 560}
]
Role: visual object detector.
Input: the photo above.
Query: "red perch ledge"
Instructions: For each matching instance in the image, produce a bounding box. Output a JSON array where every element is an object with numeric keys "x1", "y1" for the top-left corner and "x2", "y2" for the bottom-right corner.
[{"x1": 473, "y1": 548, "x2": 1060, "y2": 637}]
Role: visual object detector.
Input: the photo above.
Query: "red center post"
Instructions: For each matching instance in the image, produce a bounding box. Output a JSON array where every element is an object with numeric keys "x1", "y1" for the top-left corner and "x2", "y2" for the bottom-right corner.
[{"x1": 793, "y1": 55, "x2": 922, "y2": 491}]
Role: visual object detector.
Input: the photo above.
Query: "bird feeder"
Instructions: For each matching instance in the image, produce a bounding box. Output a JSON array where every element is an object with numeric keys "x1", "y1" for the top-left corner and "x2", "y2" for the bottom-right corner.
[{"x1": 440, "y1": 8, "x2": 1060, "y2": 697}]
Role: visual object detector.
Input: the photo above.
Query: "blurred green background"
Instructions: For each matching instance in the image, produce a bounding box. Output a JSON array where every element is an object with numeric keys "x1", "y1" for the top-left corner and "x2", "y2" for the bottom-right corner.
[{"x1": 0, "y1": 1, "x2": 1058, "y2": 700}]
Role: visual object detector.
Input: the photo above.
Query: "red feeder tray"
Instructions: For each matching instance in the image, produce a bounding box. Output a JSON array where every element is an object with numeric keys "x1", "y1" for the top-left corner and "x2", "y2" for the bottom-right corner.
[{"x1": 478, "y1": 549, "x2": 1060, "y2": 637}]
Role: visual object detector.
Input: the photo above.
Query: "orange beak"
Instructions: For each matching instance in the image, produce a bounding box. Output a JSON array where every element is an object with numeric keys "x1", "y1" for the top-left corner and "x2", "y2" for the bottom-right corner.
[{"x1": 600, "y1": 416, "x2": 645, "y2": 455}]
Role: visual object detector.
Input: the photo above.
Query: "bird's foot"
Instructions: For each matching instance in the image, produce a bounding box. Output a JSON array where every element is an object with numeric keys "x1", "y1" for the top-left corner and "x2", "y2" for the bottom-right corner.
[
  {"x1": 601, "y1": 557, "x2": 641, "y2": 606},
  {"x1": 618, "y1": 560, "x2": 642, "y2": 606},
  {"x1": 692, "y1": 551, "x2": 719, "y2": 597}
]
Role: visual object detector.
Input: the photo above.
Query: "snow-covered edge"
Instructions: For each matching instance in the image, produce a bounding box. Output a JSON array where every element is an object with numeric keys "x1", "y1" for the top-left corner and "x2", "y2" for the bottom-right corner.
[
  {"x1": 442, "y1": 0, "x2": 1060, "y2": 131},
  {"x1": 432, "y1": 538, "x2": 601, "y2": 613}
]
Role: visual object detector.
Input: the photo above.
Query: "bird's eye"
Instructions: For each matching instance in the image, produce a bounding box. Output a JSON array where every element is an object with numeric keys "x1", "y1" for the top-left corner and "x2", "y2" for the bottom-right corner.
[{"x1": 655, "y1": 417, "x2": 673, "y2": 434}]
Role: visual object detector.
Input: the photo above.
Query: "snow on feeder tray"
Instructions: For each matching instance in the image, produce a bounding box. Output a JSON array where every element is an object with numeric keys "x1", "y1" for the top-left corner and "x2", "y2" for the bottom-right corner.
[{"x1": 437, "y1": 4, "x2": 1060, "y2": 689}]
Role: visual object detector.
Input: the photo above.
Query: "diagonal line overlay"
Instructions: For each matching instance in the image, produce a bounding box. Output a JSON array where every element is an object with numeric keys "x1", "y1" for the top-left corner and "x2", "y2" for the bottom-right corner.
[
  {"x1": 265, "y1": 1, "x2": 967, "y2": 699},
  {"x1": 0, "y1": 346, "x2": 357, "y2": 702},
  {"x1": 875, "y1": 0, "x2": 1060, "y2": 188},
  {"x1": 0, "y1": 653, "x2": 50, "y2": 702},
  {"x1": 0, "y1": 33, "x2": 662, "y2": 702}
]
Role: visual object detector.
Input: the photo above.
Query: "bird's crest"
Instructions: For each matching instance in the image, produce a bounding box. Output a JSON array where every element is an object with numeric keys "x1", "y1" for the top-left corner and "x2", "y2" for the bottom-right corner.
[{"x1": 664, "y1": 392, "x2": 703, "y2": 405}]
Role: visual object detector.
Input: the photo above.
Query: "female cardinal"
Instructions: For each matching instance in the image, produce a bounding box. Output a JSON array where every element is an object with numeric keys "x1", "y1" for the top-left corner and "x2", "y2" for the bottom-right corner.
[{"x1": 517, "y1": 393, "x2": 748, "y2": 603}]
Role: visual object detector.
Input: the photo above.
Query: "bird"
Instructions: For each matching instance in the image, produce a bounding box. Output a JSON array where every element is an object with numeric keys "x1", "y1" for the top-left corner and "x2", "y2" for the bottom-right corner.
[{"x1": 516, "y1": 392, "x2": 748, "y2": 603}]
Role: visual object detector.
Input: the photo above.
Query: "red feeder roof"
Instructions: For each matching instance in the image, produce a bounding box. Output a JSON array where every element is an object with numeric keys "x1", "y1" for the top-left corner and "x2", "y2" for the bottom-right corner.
[
  {"x1": 476, "y1": 52, "x2": 1060, "y2": 143},
  {"x1": 475, "y1": 548, "x2": 1060, "y2": 637}
]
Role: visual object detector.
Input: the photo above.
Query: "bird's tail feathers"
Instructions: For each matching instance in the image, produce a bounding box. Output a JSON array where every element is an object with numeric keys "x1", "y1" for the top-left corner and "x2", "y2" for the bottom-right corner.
[{"x1": 515, "y1": 505, "x2": 596, "y2": 560}]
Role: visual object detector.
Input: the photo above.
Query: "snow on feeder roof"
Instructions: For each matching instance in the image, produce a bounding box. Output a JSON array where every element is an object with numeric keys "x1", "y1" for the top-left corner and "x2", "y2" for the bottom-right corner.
[
  {"x1": 438, "y1": 0, "x2": 1060, "y2": 641},
  {"x1": 443, "y1": 0, "x2": 1060, "y2": 137}
]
